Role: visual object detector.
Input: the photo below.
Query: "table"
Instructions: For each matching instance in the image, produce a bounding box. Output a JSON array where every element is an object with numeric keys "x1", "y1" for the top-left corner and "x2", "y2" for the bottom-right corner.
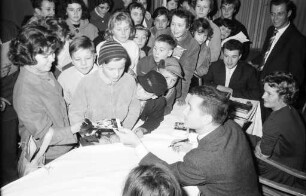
[{"x1": 1, "y1": 100, "x2": 262, "y2": 196}]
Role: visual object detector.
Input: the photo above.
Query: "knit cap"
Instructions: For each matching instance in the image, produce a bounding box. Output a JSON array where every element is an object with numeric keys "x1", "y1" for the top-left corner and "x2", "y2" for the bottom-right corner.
[
  {"x1": 98, "y1": 41, "x2": 128, "y2": 65},
  {"x1": 137, "y1": 70, "x2": 168, "y2": 97}
]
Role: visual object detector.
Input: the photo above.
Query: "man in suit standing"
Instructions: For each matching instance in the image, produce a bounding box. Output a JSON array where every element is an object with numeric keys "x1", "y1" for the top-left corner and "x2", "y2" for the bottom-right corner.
[
  {"x1": 114, "y1": 85, "x2": 261, "y2": 196},
  {"x1": 250, "y1": 0, "x2": 306, "y2": 87},
  {"x1": 204, "y1": 39, "x2": 260, "y2": 100}
]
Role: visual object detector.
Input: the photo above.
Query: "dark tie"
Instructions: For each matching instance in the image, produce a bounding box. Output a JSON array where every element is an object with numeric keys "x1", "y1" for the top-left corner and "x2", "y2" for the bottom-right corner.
[{"x1": 260, "y1": 29, "x2": 278, "y2": 70}]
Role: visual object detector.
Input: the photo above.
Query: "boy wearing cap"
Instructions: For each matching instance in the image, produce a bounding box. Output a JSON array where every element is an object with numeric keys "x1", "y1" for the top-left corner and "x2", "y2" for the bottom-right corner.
[
  {"x1": 158, "y1": 57, "x2": 183, "y2": 115},
  {"x1": 134, "y1": 70, "x2": 168, "y2": 137},
  {"x1": 69, "y1": 41, "x2": 140, "y2": 132},
  {"x1": 136, "y1": 34, "x2": 177, "y2": 76}
]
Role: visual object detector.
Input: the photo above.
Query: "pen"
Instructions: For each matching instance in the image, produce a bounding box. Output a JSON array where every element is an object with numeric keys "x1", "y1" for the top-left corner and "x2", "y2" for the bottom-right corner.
[{"x1": 169, "y1": 138, "x2": 189, "y2": 147}]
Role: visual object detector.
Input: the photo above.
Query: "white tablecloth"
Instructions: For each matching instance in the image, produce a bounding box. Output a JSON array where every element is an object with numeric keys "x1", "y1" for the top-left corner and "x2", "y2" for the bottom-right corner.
[{"x1": 1, "y1": 101, "x2": 262, "y2": 196}]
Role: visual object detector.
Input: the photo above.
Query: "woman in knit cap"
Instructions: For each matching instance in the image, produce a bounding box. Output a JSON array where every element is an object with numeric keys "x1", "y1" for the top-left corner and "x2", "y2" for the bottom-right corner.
[{"x1": 69, "y1": 41, "x2": 140, "y2": 143}]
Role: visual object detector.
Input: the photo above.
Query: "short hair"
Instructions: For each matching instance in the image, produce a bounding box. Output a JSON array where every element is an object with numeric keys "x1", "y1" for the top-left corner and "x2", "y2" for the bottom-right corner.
[
  {"x1": 69, "y1": 36, "x2": 95, "y2": 56},
  {"x1": 134, "y1": 24, "x2": 150, "y2": 38},
  {"x1": 94, "y1": 0, "x2": 113, "y2": 9},
  {"x1": 152, "y1": 7, "x2": 170, "y2": 20},
  {"x1": 58, "y1": 0, "x2": 89, "y2": 20},
  {"x1": 221, "y1": 0, "x2": 241, "y2": 15},
  {"x1": 190, "y1": 18, "x2": 213, "y2": 40},
  {"x1": 171, "y1": 9, "x2": 193, "y2": 28},
  {"x1": 155, "y1": 34, "x2": 177, "y2": 49},
  {"x1": 122, "y1": 164, "x2": 183, "y2": 196},
  {"x1": 214, "y1": 18, "x2": 236, "y2": 33},
  {"x1": 222, "y1": 39, "x2": 243, "y2": 55},
  {"x1": 263, "y1": 72, "x2": 298, "y2": 105},
  {"x1": 104, "y1": 11, "x2": 135, "y2": 41},
  {"x1": 270, "y1": 0, "x2": 293, "y2": 12},
  {"x1": 8, "y1": 25, "x2": 60, "y2": 66},
  {"x1": 128, "y1": 2, "x2": 146, "y2": 16},
  {"x1": 31, "y1": 0, "x2": 56, "y2": 9},
  {"x1": 190, "y1": 85, "x2": 229, "y2": 124}
]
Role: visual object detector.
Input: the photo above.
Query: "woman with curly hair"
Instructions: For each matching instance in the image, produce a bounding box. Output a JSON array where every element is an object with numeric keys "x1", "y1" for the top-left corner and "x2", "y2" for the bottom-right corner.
[
  {"x1": 254, "y1": 72, "x2": 306, "y2": 188},
  {"x1": 9, "y1": 25, "x2": 81, "y2": 176}
]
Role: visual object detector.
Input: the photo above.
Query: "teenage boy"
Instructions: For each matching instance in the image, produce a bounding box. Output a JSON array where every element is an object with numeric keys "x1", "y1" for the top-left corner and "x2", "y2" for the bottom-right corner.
[
  {"x1": 58, "y1": 36, "x2": 98, "y2": 108},
  {"x1": 204, "y1": 39, "x2": 260, "y2": 100},
  {"x1": 114, "y1": 85, "x2": 261, "y2": 196},
  {"x1": 136, "y1": 34, "x2": 177, "y2": 76},
  {"x1": 134, "y1": 70, "x2": 168, "y2": 137}
]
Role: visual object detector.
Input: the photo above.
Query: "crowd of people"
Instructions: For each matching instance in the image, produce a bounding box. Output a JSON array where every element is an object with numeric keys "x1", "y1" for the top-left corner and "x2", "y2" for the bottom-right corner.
[{"x1": 1, "y1": 0, "x2": 306, "y2": 195}]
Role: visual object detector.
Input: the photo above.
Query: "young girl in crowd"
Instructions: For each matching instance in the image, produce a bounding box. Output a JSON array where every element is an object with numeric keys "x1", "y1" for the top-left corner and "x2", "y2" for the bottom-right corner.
[
  {"x1": 97, "y1": 11, "x2": 139, "y2": 74},
  {"x1": 58, "y1": 36, "x2": 98, "y2": 108},
  {"x1": 194, "y1": 0, "x2": 221, "y2": 62},
  {"x1": 133, "y1": 24, "x2": 150, "y2": 58},
  {"x1": 59, "y1": 0, "x2": 98, "y2": 41},
  {"x1": 170, "y1": 9, "x2": 200, "y2": 105},
  {"x1": 9, "y1": 25, "x2": 81, "y2": 174},
  {"x1": 190, "y1": 18, "x2": 213, "y2": 77},
  {"x1": 89, "y1": 0, "x2": 112, "y2": 34},
  {"x1": 136, "y1": 0, "x2": 153, "y2": 28},
  {"x1": 214, "y1": 18, "x2": 235, "y2": 41},
  {"x1": 69, "y1": 41, "x2": 140, "y2": 132},
  {"x1": 128, "y1": 2, "x2": 146, "y2": 26},
  {"x1": 147, "y1": 7, "x2": 171, "y2": 48},
  {"x1": 165, "y1": 0, "x2": 179, "y2": 11}
]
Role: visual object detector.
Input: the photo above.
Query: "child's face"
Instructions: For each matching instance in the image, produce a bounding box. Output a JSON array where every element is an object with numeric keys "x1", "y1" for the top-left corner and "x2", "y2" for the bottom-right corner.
[
  {"x1": 133, "y1": 29, "x2": 148, "y2": 49},
  {"x1": 221, "y1": 3, "x2": 235, "y2": 19},
  {"x1": 194, "y1": 31, "x2": 208, "y2": 45},
  {"x1": 159, "y1": 69, "x2": 178, "y2": 89},
  {"x1": 170, "y1": 15, "x2": 188, "y2": 41},
  {"x1": 136, "y1": 84, "x2": 155, "y2": 100},
  {"x1": 154, "y1": 15, "x2": 169, "y2": 30},
  {"x1": 122, "y1": 0, "x2": 133, "y2": 8},
  {"x1": 71, "y1": 48, "x2": 95, "y2": 75},
  {"x1": 102, "y1": 58, "x2": 126, "y2": 83},
  {"x1": 167, "y1": 0, "x2": 178, "y2": 11},
  {"x1": 153, "y1": 41, "x2": 173, "y2": 63},
  {"x1": 97, "y1": 3, "x2": 110, "y2": 15},
  {"x1": 33, "y1": 51, "x2": 55, "y2": 74},
  {"x1": 195, "y1": 0, "x2": 210, "y2": 19},
  {"x1": 112, "y1": 21, "x2": 131, "y2": 43},
  {"x1": 130, "y1": 8, "x2": 144, "y2": 25},
  {"x1": 36, "y1": 0, "x2": 55, "y2": 17},
  {"x1": 220, "y1": 25, "x2": 231, "y2": 40},
  {"x1": 137, "y1": 0, "x2": 147, "y2": 9},
  {"x1": 66, "y1": 3, "x2": 82, "y2": 24}
]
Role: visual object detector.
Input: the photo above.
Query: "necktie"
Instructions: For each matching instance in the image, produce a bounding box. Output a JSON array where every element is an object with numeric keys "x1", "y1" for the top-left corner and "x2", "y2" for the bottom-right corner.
[{"x1": 261, "y1": 29, "x2": 278, "y2": 70}]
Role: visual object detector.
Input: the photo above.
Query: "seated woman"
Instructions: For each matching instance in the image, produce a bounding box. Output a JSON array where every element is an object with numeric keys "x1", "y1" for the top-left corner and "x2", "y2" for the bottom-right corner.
[
  {"x1": 9, "y1": 25, "x2": 81, "y2": 175},
  {"x1": 253, "y1": 72, "x2": 306, "y2": 188},
  {"x1": 122, "y1": 164, "x2": 183, "y2": 196}
]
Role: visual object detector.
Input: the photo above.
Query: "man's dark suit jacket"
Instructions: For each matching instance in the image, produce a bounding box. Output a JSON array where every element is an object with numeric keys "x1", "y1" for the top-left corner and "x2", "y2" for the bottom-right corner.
[
  {"x1": 140, "y1": 120, "x2": 260, "y2": 196},
  {"x1": 203, "y1": 60, "x2": 261, "y2": 100},
  {"x1": 251, "y1": 23, "x2": 306, "y2": 86}
]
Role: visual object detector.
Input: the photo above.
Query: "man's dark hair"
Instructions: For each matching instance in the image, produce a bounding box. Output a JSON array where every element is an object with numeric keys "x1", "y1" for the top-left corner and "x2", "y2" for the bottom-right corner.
[
  {"x1": 220, "y1": 0, "x2": 241, "y2": 16},
  {"x1": 190, "y1": 85, "x2": 229, "y2": 124},
  {"x1": 155, "y1": 34, "x2": 177, "y2": 50},
  {"x1": 222, "y1": 39, "x2": 243, "y2": 55},
  {"x1": 270, "y1": 0, "x2": 295, "y2": 20}
]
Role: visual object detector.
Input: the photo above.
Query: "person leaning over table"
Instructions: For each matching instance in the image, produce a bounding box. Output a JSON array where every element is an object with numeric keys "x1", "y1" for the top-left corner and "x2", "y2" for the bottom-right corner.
[
  {"x1": 115, "y1": 85, "x2": 261, "y2": 196},
  {"x1": 249, "y1": 72, "x2": 306, "y2": 188},
  {"x1": 69, "y1": 40, "x2": 140, "y2": 131},
  {"x1": 134, "y1": 70, "x2": 168, "y2": 138},
  {"x1": 8, "y1": 25, "x2": 82, "y2": 173}
]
